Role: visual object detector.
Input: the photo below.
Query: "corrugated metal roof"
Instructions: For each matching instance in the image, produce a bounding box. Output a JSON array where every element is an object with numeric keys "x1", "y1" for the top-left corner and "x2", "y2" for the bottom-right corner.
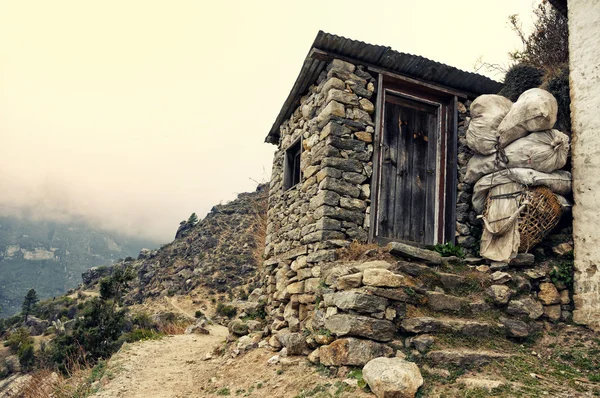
[{"x1": 266, "y1": 31, "x2": 503, "y2": 144}]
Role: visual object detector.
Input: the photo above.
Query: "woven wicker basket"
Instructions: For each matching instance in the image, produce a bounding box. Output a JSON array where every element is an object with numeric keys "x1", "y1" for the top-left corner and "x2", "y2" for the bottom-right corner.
[{"x1": 517, "y1": 186, "x2": 563, "y2": 252}]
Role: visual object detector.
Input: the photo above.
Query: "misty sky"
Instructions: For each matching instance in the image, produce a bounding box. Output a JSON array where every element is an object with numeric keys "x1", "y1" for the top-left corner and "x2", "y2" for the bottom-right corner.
[{"x1": 0, "y1": 0, "x2": 538, "y2": 243}]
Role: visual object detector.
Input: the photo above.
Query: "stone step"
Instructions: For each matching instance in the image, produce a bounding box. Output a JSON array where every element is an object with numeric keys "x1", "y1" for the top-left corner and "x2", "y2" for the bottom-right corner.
[
  {"x1": 426, "y1": 349, "x2": 511, "y2": 369},
  {"x1": 400, "y1": 316, "x2": 502, "y2": 336}
]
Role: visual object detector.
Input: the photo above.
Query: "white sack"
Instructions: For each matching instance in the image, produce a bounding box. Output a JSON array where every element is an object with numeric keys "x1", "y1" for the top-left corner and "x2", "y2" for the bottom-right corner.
[
  {"x1": 472, "y1": 168, "x2": 572, "y2": 214},
  {"x1": 466, "y1": 95, "x2": 513, "y2": 155},
  {"x1": 479, "y1": 182, "x2": 525, "y2": 262},
  {"x1": 497, "y1": 88, "x2": 558, "y2": 148},
  {"x1": 464, "y1": 129, "x2": 570, "y2": 184}
]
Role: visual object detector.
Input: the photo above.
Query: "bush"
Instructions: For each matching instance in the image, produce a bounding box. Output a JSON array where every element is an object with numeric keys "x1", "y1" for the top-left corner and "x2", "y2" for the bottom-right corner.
[
  {"x1": 18, "y1": 343, "x2": 36, "y2": 372},
  {"x1": 5, "y1": 327, "x2": 34, "y2": 354},
  {"x1": 216, "y1": 303, "x2": 237, "y2": 318},
  {"x1": 499, "y1": 64, "x2": 543, "y2": 101},
  {"x1": 430, "y1": 242, "x2": 465, "y2": 259},
  {"x1": 509, "y1": 2, "x2": 569, "y2": 73},
  {"x1": 194, "y1": 310, "x2": 204, "y2": 318},
  {"x1": 119, "y1": 329, "x2": 163, "y2": 344}
]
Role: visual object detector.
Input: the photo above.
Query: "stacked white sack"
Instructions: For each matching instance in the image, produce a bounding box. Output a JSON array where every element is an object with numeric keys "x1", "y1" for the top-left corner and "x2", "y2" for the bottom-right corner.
[
  {"x1": 466, "y1": 95, "x2": 513, "y2": 155},
  {"x1": 497, "y1": 88, "x2": 558, "y2": 148},
  {"x1": 464, "y1": 129, "x2": 570, "y2": 184},
  {"x1": 464, "y1": 88, "x2": 570, "y2": 261}
]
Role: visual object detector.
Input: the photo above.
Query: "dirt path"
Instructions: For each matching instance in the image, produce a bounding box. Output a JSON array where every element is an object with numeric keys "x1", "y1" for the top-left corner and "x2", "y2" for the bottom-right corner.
[{"x1": 91, "y1": 325, "x2": 228, "y2": 398}]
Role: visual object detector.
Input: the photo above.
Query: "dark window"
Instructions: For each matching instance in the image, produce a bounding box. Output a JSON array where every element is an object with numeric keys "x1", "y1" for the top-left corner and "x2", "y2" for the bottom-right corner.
[{"x1": 283, "y1": 139, "x2": 302, "y2": 191}]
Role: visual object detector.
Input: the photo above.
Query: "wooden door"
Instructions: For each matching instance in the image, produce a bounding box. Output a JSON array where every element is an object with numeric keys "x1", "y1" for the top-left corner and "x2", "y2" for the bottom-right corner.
[{"x1": 377, "y1": 94, "x2": 439, "y2": 245}]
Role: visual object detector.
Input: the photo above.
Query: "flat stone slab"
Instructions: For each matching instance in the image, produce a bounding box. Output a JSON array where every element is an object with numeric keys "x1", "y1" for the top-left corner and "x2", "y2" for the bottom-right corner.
[
  {"x1": 401, "y1": 317, "x2": 499, "y2": 336},
  {"x1": 388, "y1": 242, "x2": 442, "y2": 264},
  {"x1": 426, "y1": 349, "x2": 511, "y2": 368}
]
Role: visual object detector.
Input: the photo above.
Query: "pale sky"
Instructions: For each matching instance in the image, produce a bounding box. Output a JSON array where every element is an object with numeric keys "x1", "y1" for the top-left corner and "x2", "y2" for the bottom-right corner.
[{"x1": 0, "y1": 0, "x2": 539, "y2": 243}]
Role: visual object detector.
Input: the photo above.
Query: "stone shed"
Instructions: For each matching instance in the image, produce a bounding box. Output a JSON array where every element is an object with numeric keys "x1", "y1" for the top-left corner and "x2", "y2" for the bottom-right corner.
[{"x1": 264, "y1": 31, "x2": 503, "y2": 266}]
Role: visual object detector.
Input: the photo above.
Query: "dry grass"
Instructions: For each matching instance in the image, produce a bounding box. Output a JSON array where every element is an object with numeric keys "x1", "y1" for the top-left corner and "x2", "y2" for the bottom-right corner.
[
  {"x1": 157, "y1": 320, "x2": 191, "y2": 335},
  {"x1": 19, "y1": 358, "x2": 98, "y2": 398},
  {"x1": 335, "y1": 240, "x2": 393, "y2": 262}
]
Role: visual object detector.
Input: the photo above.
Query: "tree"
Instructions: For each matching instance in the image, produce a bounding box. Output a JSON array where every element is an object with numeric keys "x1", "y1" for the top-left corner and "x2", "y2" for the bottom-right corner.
[
  {"x1": 508, "y1": 1, "x2": 569, "y2": 74},
  {"x1": 22, "y1": 289, "x2": 39, "y2": 322},
  {"x1": 187, "y1": 212, "x2": 198, "y2": 225}
]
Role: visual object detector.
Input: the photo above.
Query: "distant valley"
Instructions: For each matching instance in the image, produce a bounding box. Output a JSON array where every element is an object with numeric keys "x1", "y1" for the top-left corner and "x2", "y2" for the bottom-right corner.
[{"x1": 0, "y1": 215, "x2": 157, "y2": 317}]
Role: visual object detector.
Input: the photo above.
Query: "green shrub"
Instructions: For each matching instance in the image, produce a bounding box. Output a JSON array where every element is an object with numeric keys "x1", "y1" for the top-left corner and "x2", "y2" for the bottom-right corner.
[
  {"x1": 499, "y1": 64, "x2": 543, "y2": 101},
  {"x1": 216, "y1": 303, "x2": 237, "y2": 318},
  {"x1": 550, "y1": 251, "x2": 574, "y2": 288},
  {"x1": 18, "y1": 343, "x2": 35, "y2": 372},
  {"x1": 430, "y1": 242, "x2": 465, "y2": 259},
  {"x1": 5, "y1": 327, "x2": 33, "y2": 354},
  {"x1": 194, "y1": 310, "x2": 204, "y2": 318}
]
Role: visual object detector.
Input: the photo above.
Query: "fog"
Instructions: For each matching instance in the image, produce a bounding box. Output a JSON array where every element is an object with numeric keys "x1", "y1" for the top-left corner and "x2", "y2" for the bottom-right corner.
[{"x1": 0, "y1": 0, "x2": 537, "y2": 243}]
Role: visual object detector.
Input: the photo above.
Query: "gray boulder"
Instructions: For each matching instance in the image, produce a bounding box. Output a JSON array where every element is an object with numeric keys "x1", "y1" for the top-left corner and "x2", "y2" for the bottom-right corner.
[
  {"x1": 325, "y1": 314, "x2": 395, "y2": 342},
  {"x1": 363, "y1": 357, "x2": 423, "y2": 398}
]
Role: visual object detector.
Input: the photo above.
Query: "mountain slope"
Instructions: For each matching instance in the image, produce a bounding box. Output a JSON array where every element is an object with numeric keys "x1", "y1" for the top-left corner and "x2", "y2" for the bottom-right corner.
[
  {"x1": 0, "y1": 216, "x2": 155, "y2": 316},
  {"x1": 82, "y1": 185, "x2": 268, "y2": 306}
]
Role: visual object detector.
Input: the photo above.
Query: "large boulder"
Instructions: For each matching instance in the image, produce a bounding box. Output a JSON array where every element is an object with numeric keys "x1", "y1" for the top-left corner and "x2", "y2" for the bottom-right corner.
[
  {"x1": 319, "y1": 338, "x2": 394, "y2": 366},
  {"x1": 325, "y1": 314, "x2": 395, "y2": 342},
  {"x1": 538, "y1": 283, "x2": 561, "y2": 305},
  {"x1": 25, "y1": 316, "x2": 49, "y2": 336},
  {"x1": 363, "y1": 357, "x2": 423, "y2": 398}
]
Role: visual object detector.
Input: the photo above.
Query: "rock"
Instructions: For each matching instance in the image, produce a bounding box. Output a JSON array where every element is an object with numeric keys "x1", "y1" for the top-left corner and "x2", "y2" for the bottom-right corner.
[
  {"x1": 487, "y1": 285, "x2": 513, "y2": 305},
  {"x1": 325, "y1": 314, "x2": 395, "y2": 342},
  {"x1": 319, "y1": 337, "x2": 394, "y2": 366},
  {"x1": 490, "y1": 262, "x2": 508, "y2": 271},
  {"x1": 363, "y1": 268, "x2": 411, "y2": 288},
  {"x1": 469, "y1": 300, "x2": 490, "y2": 312},
  {"x1": 268, "y1": 335, "x2": 282, "y2": 349},
  {"x1": 362, "y1": 357, "x2": 424, "y2": 398},
  {"x1": 324, "y1": 291, "x2": 388, "y2": 313},
  {"x1": 410, "y1": 335, "x2": 436, "y2": 353},
  {"x1": 355, "y1": 131, "x2": 373, "y2": 143},
  {"x1": 426, "y1": 292, "x2": 467, "y2": 312},
  {"x1": 307, "y1": 348, "x2": 320, "y2": 364},
  {"x1": 25, "y1": 316, "x2": 49, "y2": 336},
  {"x1": 506, "y1": 297, "x2": 544, "y2": 320},
  {"x1": 476, "y1": 265, "x2": 490, "y2": 273},
  {"x1": 228, "y1": 319, "x2": 249, "y2": 336},
  {"x1": 491, "y1": 271, "x2": 512, "y2": 284},
  {"x1": 538, "y1": 283, "x2": 561, "y2": 305},
  {"x1": 426, "y1": 349, "x2": 510, "y2": 368},
  {"x1": 552, "y1": 242, "x2": 573, "y2": 256},
  {"x1": 560, "y1": 290, "x2": 571, "y2": 305},
  {"x1": 185, "y1": 324, "x2": 210, "y2": 335},
  {"x1": 501, "y1": 318, "x2": 531, "y2": 338},
  {"x1": 364, "y1": 286, "x2": 425, "y2": 305},
  {"x1": 246, "y1": 320, "x2": 263, "y2": 332},
  {"x1": 352, "y1": 260, "x2": 394, "y2": 272},
  {"x1": 401, "y1": 317, "x2": 497, "y2": 336},
  {"x1": 464, "y1": 257, "x2": 484, "y2": 265},
  {"x1": 388, "y1": 242, "x2": 442, "y2": 264},
  {"x1": 524, "y1": 269, "x2": 545, "y2": 280},
  {"x1": 337, "y1": 272, "x2": 363, "y2": 290},
  {"x1": 237, "y1": 335, "x2": 258, "y2": 352},
  {"x1": 314, "y1": 334, "x2": 335, "y2": 345},
  {"x1": 544, "y1": 305, "x2": 562, "y2": 322},
  {"x1": 277, "y1": 332, "x2": 308, "y2": 355},
  {"x1": 510, "y1": 253, "x2": 535, "y2": 267}
]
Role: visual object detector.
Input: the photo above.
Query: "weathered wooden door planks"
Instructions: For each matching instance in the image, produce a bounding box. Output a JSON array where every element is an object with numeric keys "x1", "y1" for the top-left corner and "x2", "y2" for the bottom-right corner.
[{"x1": 377, "y1": 94, "x2": 439, "y2": 245}]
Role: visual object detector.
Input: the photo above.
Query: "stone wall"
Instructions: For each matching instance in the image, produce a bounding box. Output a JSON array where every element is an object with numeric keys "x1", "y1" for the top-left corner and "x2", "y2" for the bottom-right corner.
[
  {"x1": 264, "y1": 58, "x2": 377, "y2": 331},
  {"x1": 568, "y1": 0, "x2": 600, "y2": 331},
  {"x1": 455, "y1": 100, "x2": 482, "y2": 254}
]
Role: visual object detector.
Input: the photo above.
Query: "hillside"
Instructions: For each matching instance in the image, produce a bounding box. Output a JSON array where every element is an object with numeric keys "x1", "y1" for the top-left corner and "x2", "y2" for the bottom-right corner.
[{"x1": 0, "y1": 216, "x2": 155, "y2": 317}]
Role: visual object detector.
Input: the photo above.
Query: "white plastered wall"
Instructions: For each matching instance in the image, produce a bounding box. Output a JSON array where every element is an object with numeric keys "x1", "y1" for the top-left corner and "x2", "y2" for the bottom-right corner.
[{"x1": 569, "y1": 0, "x2": 600, "y2": 330}]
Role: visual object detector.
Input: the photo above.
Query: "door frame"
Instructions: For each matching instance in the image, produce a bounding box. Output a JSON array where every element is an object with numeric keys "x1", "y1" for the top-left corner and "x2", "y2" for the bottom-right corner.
[{"x1": 369, "y1": 73, "x2": 459, "y2": 246}]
